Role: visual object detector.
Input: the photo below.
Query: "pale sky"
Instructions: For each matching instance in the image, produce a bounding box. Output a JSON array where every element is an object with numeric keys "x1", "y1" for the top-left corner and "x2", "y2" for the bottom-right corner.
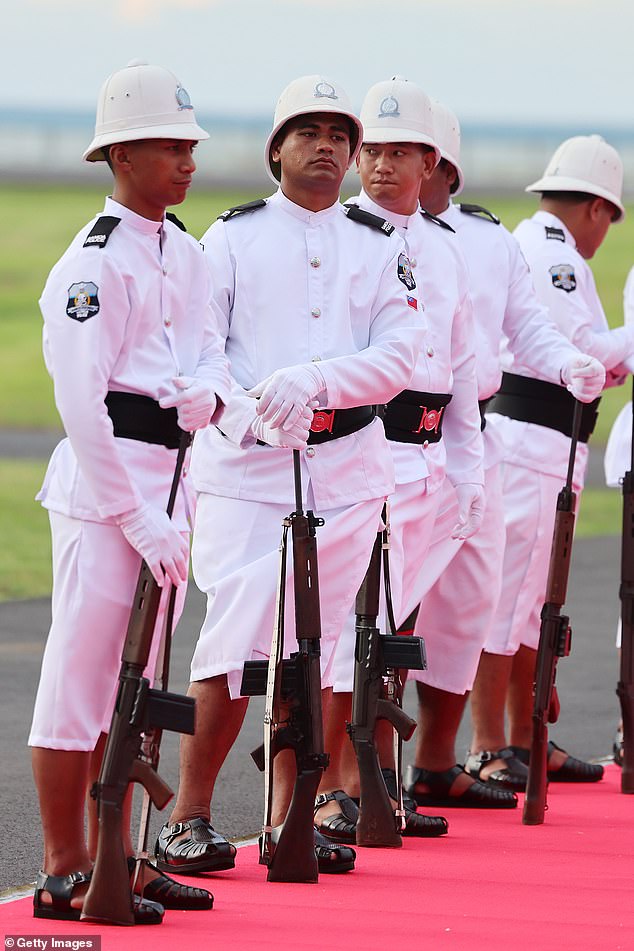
[{"x1": 3, "y1": 0, "x2": 634, "y2": 127}]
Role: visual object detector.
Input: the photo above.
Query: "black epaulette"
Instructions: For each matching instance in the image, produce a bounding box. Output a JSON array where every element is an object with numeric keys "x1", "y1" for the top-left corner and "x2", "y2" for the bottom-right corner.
[
  {"x1": 82, "y1": 216, "x2": 121, "y2": 248},
  {"x1": 420, "y1": 208, "x2": 455, "y2": 233},
  {"x1": 343, "y1": 203, "x2": 395, "y2": 236},
  {"x1": 166, "y1": 211, "x2": 187, "y2": 232},
  {"x1": 545, "y1": 225, "x2": 565, "y2": 242},
  {"x1": 459, "y1": 203, "x2": 501, "y2": 225},
  {"x1": 218, "y1": 199, "x2": 267, "y2": 221}
]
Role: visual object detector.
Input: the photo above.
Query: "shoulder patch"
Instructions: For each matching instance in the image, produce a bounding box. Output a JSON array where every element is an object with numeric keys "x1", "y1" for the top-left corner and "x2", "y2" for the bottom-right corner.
[
  {"x1": 545, "y1": 225, "x2": 565, "y2": 242},
  {"x1": 343, "y1": 203, "x2": 395, "y2": 236},
  {"x1": 459, "y1": 203, "x2": 500, "y2": 225},
  {"x1": 66, "y1": 282, "x2": 100, "y2": 322},
  {"x1": 397, "y1": 252, "x2": 416, "y2": 290},
  {"x1": 549, "y1": 264, "x2": 576, "y2": 293},
  {"x1": 419, "y1": 208, "x2": 455, "y2": 233},
  {"x1": 218, "y1": 199, "x2": 267, "y2": 221},
  {"x1": 166, "y1": 211, "x2": 187, "y2": 232},
  {"x1": 82, "y1": 216, "x2": 121, "y2": 248}
]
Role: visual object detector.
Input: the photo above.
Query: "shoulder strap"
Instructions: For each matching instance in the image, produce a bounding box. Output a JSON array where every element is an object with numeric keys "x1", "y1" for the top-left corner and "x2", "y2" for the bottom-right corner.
[
  {"x1": 459, "y1": 203, "x2": 501, "y2": 225},
  {"x1": 343, "y1": 203, "x2": 395, "y2": 236},
  {"x1": 545, "y1": 225, "x2": 566, "y2": 242},
  {"x1": 166, "y1": 211, "x2": 187, "y2": 232},
  {"x1": 218, "y1": 199, "x2": 267, "y2": 221},
  {"x1": 419, "y1": 207, "x2": 455, "y2": 233},
  {"x1": 82, "y1": 216, "x2": 121, "y2": 248}
]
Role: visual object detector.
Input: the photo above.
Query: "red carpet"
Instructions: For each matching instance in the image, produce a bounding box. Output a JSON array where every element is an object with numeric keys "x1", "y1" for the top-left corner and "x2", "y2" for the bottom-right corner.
[{"x1": 3, "y1": 765, "x2": 632, "y2": 951}]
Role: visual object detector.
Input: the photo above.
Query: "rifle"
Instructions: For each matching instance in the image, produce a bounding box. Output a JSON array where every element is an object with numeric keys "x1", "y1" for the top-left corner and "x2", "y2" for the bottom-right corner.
[
  {"x1": 82, "y1": 432, "x2": 195, "y2": 925},
  {"x1": 523, "y1": 400, "x2": 582, "y2": 825},
  {"x1": 617, "y1": 378, "x2": 634, "y2": 793},
  {"x1": 240, "y1": 450, "x2": 329, "y2": 882},
  {"x1": 347, "y1": 517, "x2": 427, "y2": 847}
]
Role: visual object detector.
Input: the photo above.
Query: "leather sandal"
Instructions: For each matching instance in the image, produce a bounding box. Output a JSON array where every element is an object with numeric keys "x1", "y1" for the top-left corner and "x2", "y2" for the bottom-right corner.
[
  {"x1": 379, "y1": 767, "x2": 448, "y2": 835},
  {"x1": 314, "y1": 828, "x2": 356, "y2": 873},
  {"x1": 465, "y1": 747, "x2": 529, "y2": 791},
  {"x1": 404, "y1": 763, "x2": 518, "y2": 809},
  {"x1": 509, "y1": 741, "x2": 604, "y2": 783},
  {"x1": 314, "y1": 789, "x2": 359, "y2": 844},
  {"x1": 33, "y1": 870, "x2": 164, "y2": 925},
  {"x1": 128, "y1": 856, "x2": 213, "y2": 910},
  {"x1": 380, "y1": 767, "x2": 418, "y2": 813},
  {"x1": 154, "y1": 818, "x2": 236, "y2": 874},
  {"x1": 613, "y1": 727, "x2": 624, "y2": 768}
]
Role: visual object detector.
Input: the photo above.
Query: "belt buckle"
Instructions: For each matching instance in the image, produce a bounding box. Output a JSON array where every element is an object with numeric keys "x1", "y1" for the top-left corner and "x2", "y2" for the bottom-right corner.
[
  {"x1": 310, "y1": 409, "x2": 335, "y2": 434},
  {"x1": 415, "y1": 405, "x2": 444, "y2": 435}
]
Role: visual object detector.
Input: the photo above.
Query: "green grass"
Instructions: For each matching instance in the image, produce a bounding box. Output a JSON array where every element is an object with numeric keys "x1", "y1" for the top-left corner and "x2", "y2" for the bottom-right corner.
[
  {"x1": 0, "y1": 184, "x2": 632, "y2": 601},
  {"x1": 0, "y1": 459, "x2": 52, "y2": 600}
]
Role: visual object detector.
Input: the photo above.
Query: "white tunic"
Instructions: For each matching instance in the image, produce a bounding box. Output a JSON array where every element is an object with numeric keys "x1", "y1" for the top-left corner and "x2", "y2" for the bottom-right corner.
[
  {"x1": 189, "y1": 189, "x2": 426, "y2": 693},
  {"x1": 604, "y1": 265, "x2": 634, "y2": 487},
  {"x1": 37, "y1": 197, "x2": 231, "y2": 530}
]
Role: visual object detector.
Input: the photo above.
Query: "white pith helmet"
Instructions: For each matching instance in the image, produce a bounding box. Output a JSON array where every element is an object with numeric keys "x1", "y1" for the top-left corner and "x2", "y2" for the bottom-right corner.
[
  {"x1": 430, "y1": 99, "x2": 464, "y2": 195},
  {"x1": 526, "y1": 134, "x2": 624, "y2": 222},
  {"x1": 83, "y1": 60, "x2": 209, "y2": 163},
  {"x1": 360, "y1": 77, "x2": 440, "y2": 166},
  {"x1": 264, "y1": 75, "x2": 363, "y2": 184}
]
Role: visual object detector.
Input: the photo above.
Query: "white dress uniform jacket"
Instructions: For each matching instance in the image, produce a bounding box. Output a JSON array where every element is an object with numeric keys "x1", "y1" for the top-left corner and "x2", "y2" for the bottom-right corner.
[
  {"x1": 189, "y1": 189, "x2": 425, "y2": 695},
  {"x1": 605, "y1": 265, "x2": 634, "y2": 488},
  {"x1": 38, "y1": 197, "x2": 231, "y2": 530}
]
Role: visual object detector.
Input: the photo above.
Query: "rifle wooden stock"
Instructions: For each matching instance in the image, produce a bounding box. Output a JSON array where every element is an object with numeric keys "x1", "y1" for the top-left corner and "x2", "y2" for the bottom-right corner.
[
  {"x1": 523, "y1": 402, "x2": 580, "y2": 826},
  {"x1": 348, "y1": 533, "x2": 426, "y2": 848},
  {"x1": 82, "y1": 433, "x2": 193, "y2": 924},
  {"x1": 618, "y1": 385, "x2": 634, "y2": 792}
]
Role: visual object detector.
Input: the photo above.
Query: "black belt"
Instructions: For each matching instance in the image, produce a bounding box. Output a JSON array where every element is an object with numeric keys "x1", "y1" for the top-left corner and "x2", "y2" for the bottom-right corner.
[
  {"x1": 255, "y1": 406, "x2": 376, "y2": 447},
  {"x1": 383, "y1": 390, "x2": 452, "y2": 445},
  {"x1": 105, "y1": 391, "x2": 184, "y2": 449},
  {"x1": 486, "y1": 372, "x2": 600, "y2": 444}
]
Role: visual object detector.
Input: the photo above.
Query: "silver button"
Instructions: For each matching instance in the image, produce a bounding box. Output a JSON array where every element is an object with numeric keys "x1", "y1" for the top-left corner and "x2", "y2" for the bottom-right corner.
[
  {"x1": 182, "y1": 467, "x2": 188, "y2": 478},
  {"x1": 410, "y1": 258, "x2": 417, "y2": 267},
  {"x1": 426, "y1": 345, "x2": 434, "y2": 357},
  {"x1": 312, "y1": 355, "x2": 321, "y2": 363},
  {"x1": 162, "y1": 265, "x2": 168, "y2": 275},
  {"x1": 306, "y1": 447, "x2": 316, "y2": 458},
  {"x1": 164, "y1": 318, "x2": 172, "y2": 328},
  {"x1": 310, "y1": 256, "x2": 321, "y2": 268},
  {"x1": 423, "y1": 440, "x2": 429, "y2": 449},
  {"x1": 311, "y1": 307, "x2": 321, "y2": 318}
]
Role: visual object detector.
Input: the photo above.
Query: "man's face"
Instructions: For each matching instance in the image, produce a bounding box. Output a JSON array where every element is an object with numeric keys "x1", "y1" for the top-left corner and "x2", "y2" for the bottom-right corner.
[
  {"x1": 272, "y1": 114, "x2": 352, "y2": 192},
  {"x1": 113, "y1": 138, "x2": 197, "y2": 215},
  {"x1": 418, "y1": 159, "x2": 456, "y2": 217},
  {"x1": 577, "y1": 197, "x2": 617, "y2": 259},
  {"x1": 358, "y1": 142, "x2": 432, "y2": 214}
]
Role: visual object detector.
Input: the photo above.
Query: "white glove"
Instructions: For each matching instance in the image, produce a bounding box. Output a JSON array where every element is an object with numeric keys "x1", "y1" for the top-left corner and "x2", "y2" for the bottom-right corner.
[
  {"x1": 560, "y1": 355, "x2": 605, "y2": 403},
  {"x1": 250, "y1": 404, "x2": 313, "y2": 449},
  {"x1": 451, "y1": 483, "x2": 486, "y2": 541},
  {"x1": 248, "y1": 364, "x2": 326, "y2": 429},
  {"x1": 159, "y1": 376, "x2": 217, "y2": 431},
  {"x1": 117, "y1": 503, "x2": 189, "y2": 587}
]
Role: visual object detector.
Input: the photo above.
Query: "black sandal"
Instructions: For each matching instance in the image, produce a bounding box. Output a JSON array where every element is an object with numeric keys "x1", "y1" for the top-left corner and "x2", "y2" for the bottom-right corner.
[
  {"x1": 314, "y1": 789, "x2": 359, "y2": 844},
  {"x1": 613, "y1": 727, "x2": 624, "y2": 768},
  {"x1": 154, "y1": 818, "x2": 236, "y2": 874},
  {"x1": 404, "y1": 763, "x2": 518, "y2": 809},
  {"x1": 465, "y1": 747, "x2": 529, "y2": 791},
  {"x1": 379, "y1": 767, "x2": 448, "y2": 836},
  {"x1": 314, "y1": 828, "x2": 356, "y2": 873},
  {"x1": 509, "y1": 742, "x2": 604, "y2": 783},
  {"x1": 34, "y1": 870, "x2": 164, "y2": 925},
  {"x1": 128, "y1": 856, "x2": 213, "y2": 910}
]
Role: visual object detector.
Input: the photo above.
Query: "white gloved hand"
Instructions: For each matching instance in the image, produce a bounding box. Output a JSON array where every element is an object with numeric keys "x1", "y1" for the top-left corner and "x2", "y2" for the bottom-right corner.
[
  {"x1": 159, "y1": 376, "x2": 217, "y2": 431},
  {"x1": 560, "y1": 355, "x2": 605, "y2": 403},
  {"x1": 248, "y1": 364, "x2": 326, "y2": 429},
  {"x1": 117, "y1": 503, "x2": 189, "y2": 587},
  {"x1": 451, "y1": 483, "x2": 486, "y2": 540},
  {"x1": 250, "y1": 403, "x2": 314, "y2": 449}
]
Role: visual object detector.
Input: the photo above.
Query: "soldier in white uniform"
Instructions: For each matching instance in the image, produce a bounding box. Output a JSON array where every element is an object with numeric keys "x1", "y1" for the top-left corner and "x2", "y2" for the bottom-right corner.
[
  {"x1": 314, "y1": 78, "x2": 485, "y2": 841},
  {"x1": 404, "y1": 106, "x2": 606, "y2": 808},
  {"x1": 468, "y1": 135, "x2": 632, "y2": 786},
  {"x1": 29, "y1": 62, "x2": 231, "y2": 923},
  {"x1": 154, "y1": 75, "x2": 425, "y2": 876}
]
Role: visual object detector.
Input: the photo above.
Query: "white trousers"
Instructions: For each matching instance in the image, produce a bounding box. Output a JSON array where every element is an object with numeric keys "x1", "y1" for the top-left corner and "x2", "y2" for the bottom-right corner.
[
  {"x1": 331, "y1": 478, "x2": 443, "y2": 693},
  {"x1": 29, "y1": 512, "x2": 187, "y2": 751},
  {"x1": 484, "y1": 460, "x2": 580, "y2": 655},
  {"x1": 410, "y1": 463, "x2": 505, "y2": 694},
  {"x1": 190, "y1": 492, "x2": 384, "y2": 699}
]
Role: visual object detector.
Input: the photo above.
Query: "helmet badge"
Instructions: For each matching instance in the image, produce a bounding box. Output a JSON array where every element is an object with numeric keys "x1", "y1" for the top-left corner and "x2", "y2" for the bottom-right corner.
[
  {"x1": 314, "y1": 81, "x2": 338, "y2": 100},
  {"x1": 379, "y1": 96, "x2": 400, "y2": 118},
  {"x1": 175, "y1": 86, "x2": 193, "y2": 110}
]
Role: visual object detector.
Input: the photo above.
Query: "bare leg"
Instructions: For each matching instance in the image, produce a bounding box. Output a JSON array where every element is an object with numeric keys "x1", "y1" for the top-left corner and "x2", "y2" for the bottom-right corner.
[
  {"x1": 406, "y1": 683, "x2": 477, "y2": 796},
  {"x1": 469, "y1": 650, "x2": 514, "y2": 780},
  {"x1": 86, "y1": 732, "x2": 135, "y2": 860},
  {"x1": 508, "y1": 645, "x2": 570, "y2": 770},
  {"x1": 314, "y1": 689, "x2": 354, "y2": 824},
  {"x1": 170, "y1": 675, "x2": 248, "y2": 824}
]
